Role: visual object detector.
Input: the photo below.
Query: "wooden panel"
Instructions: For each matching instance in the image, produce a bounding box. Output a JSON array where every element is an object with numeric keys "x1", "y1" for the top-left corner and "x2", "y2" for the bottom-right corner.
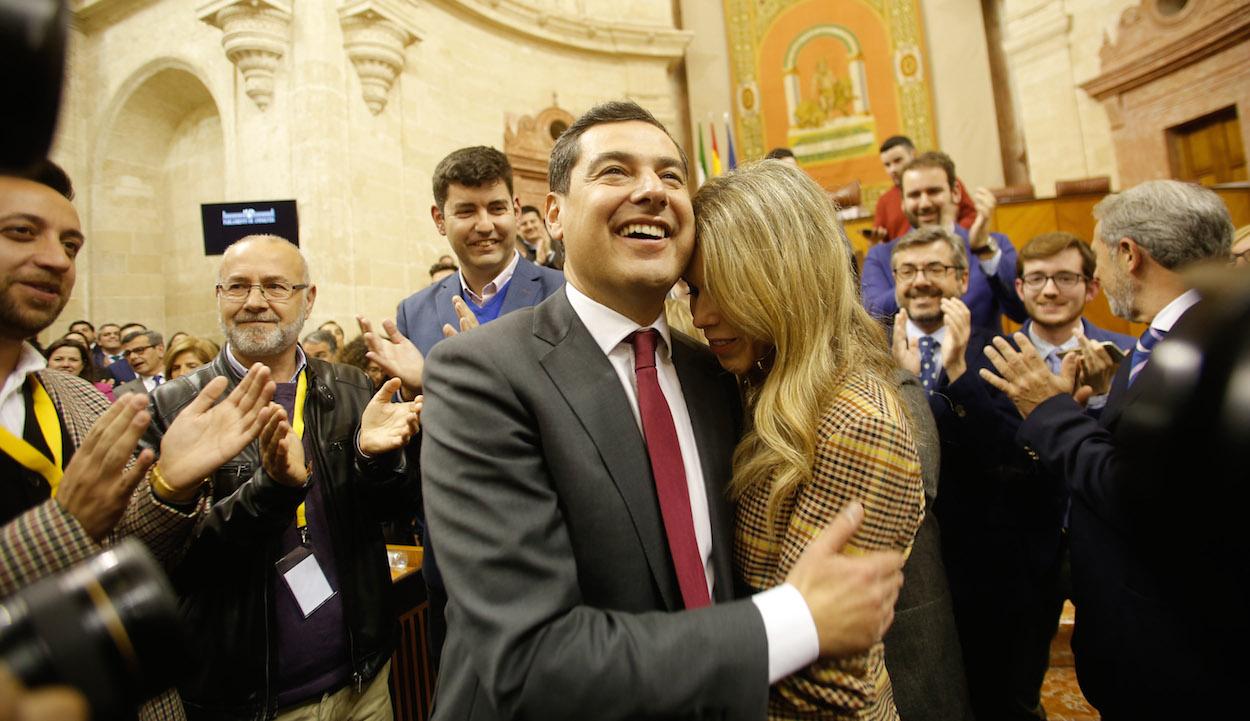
[
  {"x1": 1215, "y1": 187, "x2": 1250, "y2": 226},
  {"x1": 993, "y1": 200, "x2": 1056, "y2": 247},
  {"x1": 1053, "y1": 195, "x2": 1100, "y2": 241}
]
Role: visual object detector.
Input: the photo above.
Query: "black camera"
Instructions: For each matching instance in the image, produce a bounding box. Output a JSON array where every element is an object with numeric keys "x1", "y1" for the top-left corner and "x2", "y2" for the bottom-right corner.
[{"x1": 0, "y1": 539, "x2": 187, "y2": 720}]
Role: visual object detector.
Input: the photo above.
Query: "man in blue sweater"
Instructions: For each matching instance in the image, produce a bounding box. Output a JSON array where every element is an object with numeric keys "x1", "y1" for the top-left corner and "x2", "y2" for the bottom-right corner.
[{"x1": 364, "y1": 146, "x2": 563, "y2": 670}]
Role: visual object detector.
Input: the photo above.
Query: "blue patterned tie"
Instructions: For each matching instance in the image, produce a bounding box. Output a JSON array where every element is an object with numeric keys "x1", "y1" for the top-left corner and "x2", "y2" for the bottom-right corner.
[
  {"x1": 918, "y1": 335, "x2": 940, "y2": 395},
  {"x1": 1128, "y1": 327, "x2": 1166, "y2": 385}
]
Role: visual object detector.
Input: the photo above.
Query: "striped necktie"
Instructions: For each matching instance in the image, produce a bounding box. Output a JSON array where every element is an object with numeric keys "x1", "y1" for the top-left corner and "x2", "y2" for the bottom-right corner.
[{"x1": 1128, "y1": 327, "x2": 1166, "y2": 385}]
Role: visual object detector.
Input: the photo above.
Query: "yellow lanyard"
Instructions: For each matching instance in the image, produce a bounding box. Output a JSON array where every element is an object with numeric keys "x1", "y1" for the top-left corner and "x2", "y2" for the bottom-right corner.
[
  {"x1": 0, "y1": 377, "x2": 64, "y2": 495},
  {"x1": 292, "y1": 370, "x2": 309, "y2": 531}
]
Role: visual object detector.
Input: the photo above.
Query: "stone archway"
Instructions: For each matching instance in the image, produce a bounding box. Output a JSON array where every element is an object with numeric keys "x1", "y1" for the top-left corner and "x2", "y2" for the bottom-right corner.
[{"x1": 90, "y1": 64, "x2": 225, "y2": 338}]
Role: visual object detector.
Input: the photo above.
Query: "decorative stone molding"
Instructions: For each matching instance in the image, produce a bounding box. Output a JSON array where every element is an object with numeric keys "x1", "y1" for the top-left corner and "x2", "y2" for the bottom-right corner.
[
  {"x1": 504, "y1": 103, "x2": 575, "y2": 207},
  {"x1": 436, "y1": 0, "x2": 691, "y2": 61},
  {"x1": 197, "y1": 1, "x2": 292, "y2": 111},
  {"x1": 338, "y1": 1, "x2": 421, "y2": 115},
  {"x1": 1081, "y1": 0, "x2": 1250, "y2": 100},
  {"x1": 73, "y1": 0, "x2": 161, "y2": 32},
  {"x1": 1001, "y1": 0, "x2": 1073, "y2": 63}
]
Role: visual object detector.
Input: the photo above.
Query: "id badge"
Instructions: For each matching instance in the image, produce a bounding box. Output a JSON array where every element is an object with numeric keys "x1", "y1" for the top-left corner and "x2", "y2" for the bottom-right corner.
[{"x1": 276, "y1": 546, "x2": 336, "y2": 618}]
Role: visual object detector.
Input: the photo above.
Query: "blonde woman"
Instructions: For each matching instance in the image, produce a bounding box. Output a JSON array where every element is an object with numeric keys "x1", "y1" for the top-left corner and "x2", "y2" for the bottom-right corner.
[
  {"x1": 163, "y1": 335, "x2": 220, "y2": 380},
  {"x1": 687, "y1": 160, "x2": 925, "y2": 720}
]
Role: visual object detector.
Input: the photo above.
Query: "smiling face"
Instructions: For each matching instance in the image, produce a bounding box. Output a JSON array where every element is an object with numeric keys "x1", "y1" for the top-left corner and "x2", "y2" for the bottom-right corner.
[
  {"x1": 686, "y1": 246, "x2": 769, "y2": 376},
  {"x1": 97, "y1": 324, "x2": 121, "y2": 352},
  {"x1": 47, "y1": 344, "x2": 85, "y2": 375},
  {"x1": 432, "y1": 180, "x2": 518, "y2": 291},
  {"x1": 1017, "y1": 247, "x2": 1095, "y2": 332},
  {"x1": 901, "y1": 166, "x2": 958, "y2": 229},
  {"x1": 217, "y1": 237, "x2": 315, "y2": 360},
  {"x1": 517, "y1": 209, "x2": 547, "y2": 245},
  {"x1": 893, "y1": 240, "x2": 968, "y2": 333},
  {"x1": 881, "y1": 144, "x2": 914, "y2": 187},
  {"x1": 0, "y1": 177, "x2": 82, "y2": 341},
  {"x1": 547, "y1": 120, "x2": 693, "y2": 324}
]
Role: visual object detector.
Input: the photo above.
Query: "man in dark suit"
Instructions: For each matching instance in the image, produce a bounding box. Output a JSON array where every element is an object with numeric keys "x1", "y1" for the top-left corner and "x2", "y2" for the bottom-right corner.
[
  {"x1": 981, "y1": 180, "x2": 1235, "y2": 719},
  {"x1": 889, "y1": 226, "x2": 1060, "y2": 721},
  {"x1": 419, "y1": 101, "x2": 906, "y2": 721}
]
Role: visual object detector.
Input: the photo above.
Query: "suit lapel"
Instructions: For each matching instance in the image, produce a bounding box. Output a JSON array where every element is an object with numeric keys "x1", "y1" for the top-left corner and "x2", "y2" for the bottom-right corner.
[
  {"x1": 434, "y1": 277, "x2": 462, "y2": 335},
  {"x1": 534, "y1": 294, "x2": 680, "y2": 609},
  {"x1": 499, "y1": 259, "x2": 542, "y2": 316},
  {"x1": 672, "y1": 338, "x2": 738, "y2": 603}
]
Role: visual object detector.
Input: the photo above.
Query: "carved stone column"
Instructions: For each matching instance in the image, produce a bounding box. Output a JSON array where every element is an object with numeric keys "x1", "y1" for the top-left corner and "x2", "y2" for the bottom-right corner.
[
  {"x1": 197, "y1": 0, "x2": 293, "y2": 111},
  {"x1": 338, "y1": 1, "x2": 421, "y2": 115}
]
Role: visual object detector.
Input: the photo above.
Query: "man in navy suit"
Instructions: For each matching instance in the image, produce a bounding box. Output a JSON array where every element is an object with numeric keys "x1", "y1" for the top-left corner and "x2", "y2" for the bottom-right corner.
[
  {"x1": 981, "y1": 180, "x2": 1235, "y2": 719},
  {"x1": 862, "y1": 151, "x2": 1027, "y2": 332},
  {"x1": 890, "y1": 226, "x2": 1062, "y2": 721},
  {"x1": 367, "y1": 146, "x2": 563, "y2": 668}
]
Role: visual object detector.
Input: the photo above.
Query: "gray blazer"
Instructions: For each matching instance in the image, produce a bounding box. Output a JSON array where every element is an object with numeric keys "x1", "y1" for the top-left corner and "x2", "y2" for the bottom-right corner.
[
  {"x1": 421, "y1": 289, "x2": 768, "y2": 720},
  {"x1": 884, "y1": 371, "x2": 974, "y2": 721}
]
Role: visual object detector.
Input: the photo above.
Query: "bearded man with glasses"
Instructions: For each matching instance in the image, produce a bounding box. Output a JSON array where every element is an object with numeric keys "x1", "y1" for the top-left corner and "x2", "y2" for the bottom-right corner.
[{"x1": 139, "y1": 234, "x2": 423, "y2": 721}]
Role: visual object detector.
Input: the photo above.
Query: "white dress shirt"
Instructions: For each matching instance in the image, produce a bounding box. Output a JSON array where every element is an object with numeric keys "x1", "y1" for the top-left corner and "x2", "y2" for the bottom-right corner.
[
  {"x1": 459, "y1": 250, "x2": 520, "y2": 306},
  {"x1": 0, "y1": 343, "x2": 49, "y2": 437},
  {"x1": 564, "y1": 284, "x2": 818, "y2": 683},
  {"x1": 1151, "y1": 288, "x2": 1200, "y2": 334}
]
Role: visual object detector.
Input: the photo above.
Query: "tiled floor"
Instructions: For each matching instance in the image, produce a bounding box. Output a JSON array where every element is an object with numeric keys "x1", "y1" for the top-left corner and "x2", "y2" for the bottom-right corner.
[{"x1": 1041, "y1": 602, "x2": 1099, "y2": 720}]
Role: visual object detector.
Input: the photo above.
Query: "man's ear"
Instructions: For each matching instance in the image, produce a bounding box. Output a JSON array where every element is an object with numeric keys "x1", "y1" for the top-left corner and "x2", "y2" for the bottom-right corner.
[
  {"x1": 1085, "y1": 276, "x2": 1100, "y2": 304},
  {"x1": 1015, "y1": 277, "x2": 1025, "y2": 301},
  {"x1": 949, "y1": 181, "x2": 961, "y2": 207},
  {"x1": 305, "y1": 284, "x2": 318, "y2": 316},
  {"x1": 544, "y1": 192, "x2": 564, "y2": 241},
  {"x1": 1121, "y1": 237, "x2": 1144, "y2": 273},
  {"x1": 430, "y1": 204, "x2": 447, "y2": 236},
  {"x1": 958, "y1": 270, "x2": 970, "y2": 295}
]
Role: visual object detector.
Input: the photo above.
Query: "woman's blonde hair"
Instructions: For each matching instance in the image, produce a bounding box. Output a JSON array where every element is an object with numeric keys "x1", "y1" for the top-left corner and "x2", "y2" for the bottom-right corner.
[
  {"x1": 693, "y1": 160, "x2": 897, "y2": 515},
  {"x1": 163, "y1": 336, "x2": 220, "y2": 378}
]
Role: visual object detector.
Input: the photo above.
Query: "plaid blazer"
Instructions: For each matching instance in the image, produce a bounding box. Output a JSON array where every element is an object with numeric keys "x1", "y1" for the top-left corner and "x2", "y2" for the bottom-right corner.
[
  {"x1": 736, "y1": 372, "x2": 925, "y2": 721},
  {"x1": 0, "y1": 368, "x2": 205, "y2": 721}
]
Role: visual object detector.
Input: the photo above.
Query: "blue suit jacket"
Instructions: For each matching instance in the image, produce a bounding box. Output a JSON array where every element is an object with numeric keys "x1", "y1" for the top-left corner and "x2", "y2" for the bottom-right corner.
[
  {"x1": 862, "y1": 226, "x2": 1028, "y2": 332},
  {"x1": 395, "y1": 256, "x2": 565, "y2": 356},
  {"x1": 107, "y1": 358, "x2": 136, "y2": 383}
]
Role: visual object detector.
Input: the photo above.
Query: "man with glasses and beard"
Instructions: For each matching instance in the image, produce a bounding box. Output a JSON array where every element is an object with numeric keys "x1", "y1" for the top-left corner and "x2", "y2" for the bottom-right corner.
[{"x1": 140, "y1": 234, "x2": 423, "y2": 721}]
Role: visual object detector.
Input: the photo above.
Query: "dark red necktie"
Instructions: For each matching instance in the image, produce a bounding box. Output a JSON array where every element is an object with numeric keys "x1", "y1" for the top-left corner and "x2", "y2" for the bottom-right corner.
[{"x1": 628, "y1": 329, "x2": 710, "y2": 609}]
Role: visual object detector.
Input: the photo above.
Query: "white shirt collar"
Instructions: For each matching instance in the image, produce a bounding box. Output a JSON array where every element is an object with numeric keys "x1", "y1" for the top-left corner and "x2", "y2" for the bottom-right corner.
[
  {"x1": 0, "y1": 342, "x2": 50, "y2": 436},
  {"x1": 1151, "y1": 288, "x2": 1200, "y2": 334},
  {"x1": 904, "y1": 319, "x2": 948, "y2": 346},
  {"x1": 564, "y1": 283, "x2": 673, "y2": 362},
  {"x1": 1025, "y1": 321, "x2": 1080, "y2": 359},
  {"x1": 225, "y1": 343, "x2": 307, "y2": 383},
  {"x1": 459, "y1": 250, "x2": 521, "y2": 306}
]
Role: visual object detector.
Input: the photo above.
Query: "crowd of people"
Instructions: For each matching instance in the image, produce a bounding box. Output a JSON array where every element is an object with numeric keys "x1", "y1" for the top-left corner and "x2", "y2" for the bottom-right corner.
[{"x1": 1, "y1": 99, "x2": 1246, "y2": 721}]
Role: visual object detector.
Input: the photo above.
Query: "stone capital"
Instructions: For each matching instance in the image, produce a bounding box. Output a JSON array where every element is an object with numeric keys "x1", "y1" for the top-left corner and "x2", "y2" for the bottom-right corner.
[
  {"x1": 197, "y1": 0, "x2": 293, "y2": 111},
  {"x1": 338, "y1": 1, "x2": 422, "y2": 115},
  {"x1": 1002, "y1": 1, "x2": 1072, "y2": 63}
]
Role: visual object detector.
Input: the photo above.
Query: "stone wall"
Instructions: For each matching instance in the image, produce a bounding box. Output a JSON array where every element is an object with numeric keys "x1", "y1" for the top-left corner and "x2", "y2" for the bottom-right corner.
[{"x1": 48, "y1": 0, "x2": 689, "y2": 341}]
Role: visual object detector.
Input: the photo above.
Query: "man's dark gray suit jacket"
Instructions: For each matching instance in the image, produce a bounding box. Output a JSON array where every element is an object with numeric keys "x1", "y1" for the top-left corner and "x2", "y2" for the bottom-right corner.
[{"x1": 421, "y1": 289, "x2": 769, "y2": 720}]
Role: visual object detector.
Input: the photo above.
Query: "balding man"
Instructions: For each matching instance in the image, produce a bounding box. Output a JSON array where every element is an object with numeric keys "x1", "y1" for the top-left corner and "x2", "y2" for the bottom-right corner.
[{"x1": 141, "y1": 235, "x2": 422, "y2": 721}]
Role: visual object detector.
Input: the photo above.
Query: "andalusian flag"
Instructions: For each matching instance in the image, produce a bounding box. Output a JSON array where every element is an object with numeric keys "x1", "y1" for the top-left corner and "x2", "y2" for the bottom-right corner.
[
  {"x1": 724, "y1": 116, "x2": 738, "y2": 171},
  {"x1": 710, "y1": 122, "x2": 723, "y2": 177},
  {"x1": 696, "y1": 123, "x2": 709, "y2": 186}
]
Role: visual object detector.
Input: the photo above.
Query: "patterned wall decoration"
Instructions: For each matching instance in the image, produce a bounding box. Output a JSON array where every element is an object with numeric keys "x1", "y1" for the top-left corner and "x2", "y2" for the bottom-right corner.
[{"x1": 723, "y1": 0, "x2": 937, "y2": 196}]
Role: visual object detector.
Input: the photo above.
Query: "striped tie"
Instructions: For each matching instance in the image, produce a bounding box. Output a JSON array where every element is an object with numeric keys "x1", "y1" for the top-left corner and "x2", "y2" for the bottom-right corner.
[{"x1": 1128, "y1": 327, "x2": 1166, "y2": 385}]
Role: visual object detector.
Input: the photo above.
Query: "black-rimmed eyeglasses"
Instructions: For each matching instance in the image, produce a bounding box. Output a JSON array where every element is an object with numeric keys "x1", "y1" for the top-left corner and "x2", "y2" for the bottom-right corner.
[{"x1": 1020, "y1": 272, "x2": 1087, "y2": 290}]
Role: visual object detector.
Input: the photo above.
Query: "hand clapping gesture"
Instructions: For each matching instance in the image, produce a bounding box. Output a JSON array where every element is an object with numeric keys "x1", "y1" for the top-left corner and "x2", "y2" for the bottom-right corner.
[
  {"x1": 56, "y1": 394, "x2": 157, "y2": 540},
  {"x1": 939, "y1": 298, "x2": 971, "y2": 382},
  {"x1": 442, "y1": 296, "x2": 480, "y2": 338},
  {"x1": 967, "y1": 187, "x2": 998, "y2": 254},
  {"x1": 980, "y1": 333, "x2": 1080, "y2": 418},
  {"x1": 358, "y1": 378, "x2": 422, "y2": 456},
  {"x1": 358, "y1": 316, "x2": 425, "y2": 401},
  {"x1": 157, "y1": 365, "x2": 277, "y2": 499},
  {"x1": 891, "y1": 310, "x2": 920, "y2": 375}
]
